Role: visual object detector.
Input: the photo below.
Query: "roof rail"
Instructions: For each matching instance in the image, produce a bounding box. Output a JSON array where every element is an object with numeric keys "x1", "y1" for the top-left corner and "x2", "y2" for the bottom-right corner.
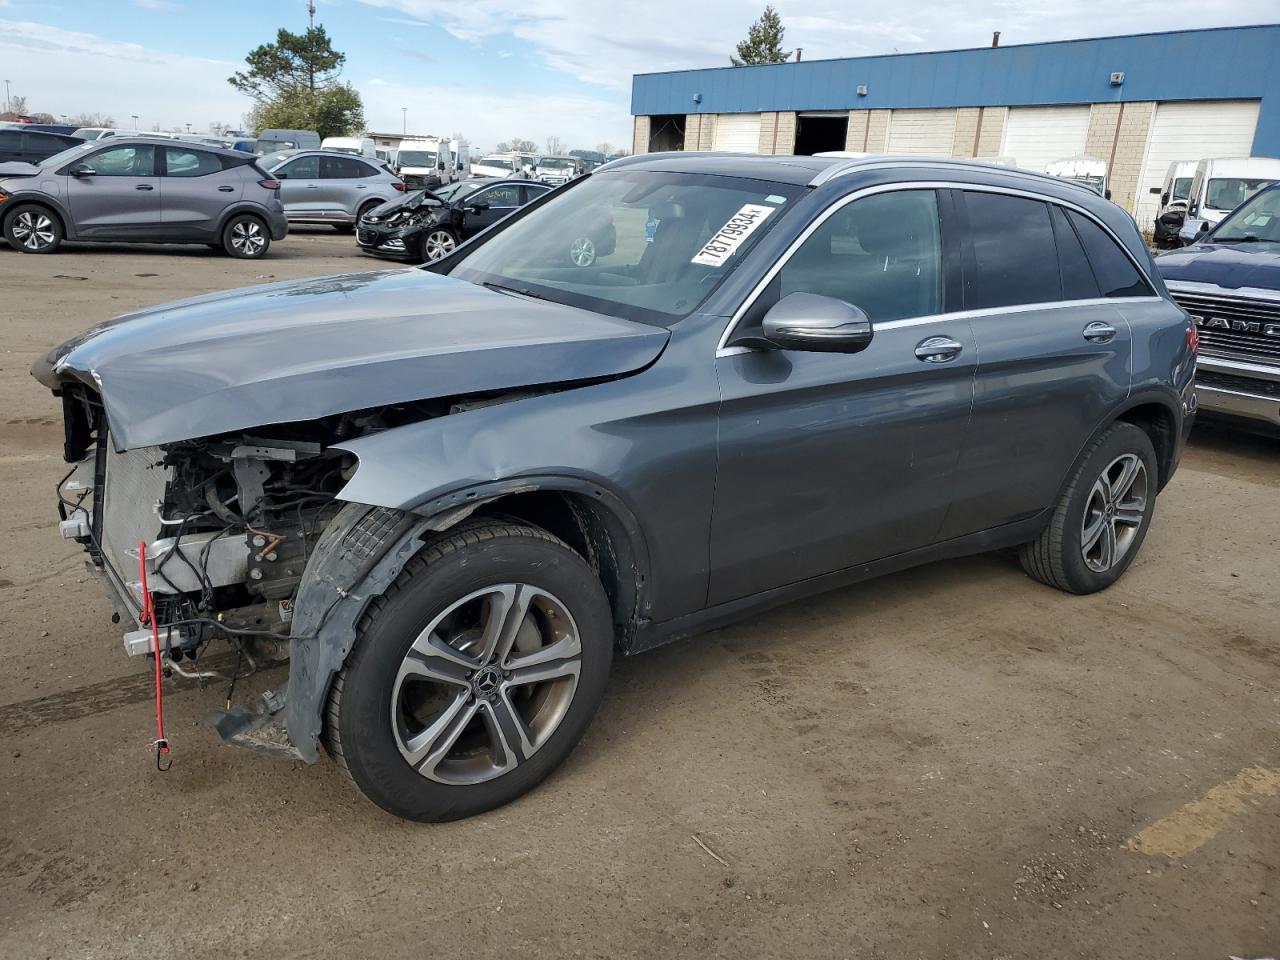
[{"x1": 808, "y1": 154, "x2": 1101, "y2": 195}]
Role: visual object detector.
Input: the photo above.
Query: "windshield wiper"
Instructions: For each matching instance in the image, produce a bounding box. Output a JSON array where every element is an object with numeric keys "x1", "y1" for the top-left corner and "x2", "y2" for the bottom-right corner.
[
  {"x1": 482, "y1": 280, "x2": 546, "y2": 300},
  {"x1": 1214, "y1": 235, "x2": 1270, "y2": 243}
]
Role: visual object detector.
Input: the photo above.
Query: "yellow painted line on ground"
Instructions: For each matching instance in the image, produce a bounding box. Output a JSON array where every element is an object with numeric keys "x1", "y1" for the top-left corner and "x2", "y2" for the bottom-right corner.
[{"x1": 1124, "y1": 766, "x2": 1280, "y2": 858}]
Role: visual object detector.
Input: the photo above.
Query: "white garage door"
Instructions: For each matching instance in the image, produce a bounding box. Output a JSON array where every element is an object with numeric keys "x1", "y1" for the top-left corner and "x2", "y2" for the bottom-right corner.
[
  {"x1": 713, "y1": 113, "x2": 761, "y2": 153},
  {"x1": 886, "y1": 109, "x2": 956, "y2": 156},
  {"x1": 1000, "y1": 105, "x2": 1091, "y2": 173},
  {"x1": 1133, "y1": 100, "x2": 1261, "y2": 226}
]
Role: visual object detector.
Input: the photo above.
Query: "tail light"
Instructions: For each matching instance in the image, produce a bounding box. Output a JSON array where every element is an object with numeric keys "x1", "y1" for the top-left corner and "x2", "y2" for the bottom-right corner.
[
  {"x1": 1187, "y1": 324, "x2": 1199, "y2": 355},
  {"x1": 257, "y1": 178, "x2": 281, "y2": 191},
  {"x1": 392, "y1": 181, "x2": 407, "y2": 192}
]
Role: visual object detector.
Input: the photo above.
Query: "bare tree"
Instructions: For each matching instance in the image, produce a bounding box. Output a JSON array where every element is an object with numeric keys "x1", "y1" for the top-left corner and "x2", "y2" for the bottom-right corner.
[
  {"x1": 544, "y1": 134, "x2": 564, "y2": 155},
  {"x1": 595, "y1": 142, "x2": 614, "y2": 157},
  {"x1": 9, "y1": 94, "x2": 28, "y2": 116},
  {"x1": 207, "y1": 119, "x2": 233, "y2": 136},
  {"x1": 70, "y1": 112, "x2": 116, "y2": 127},
  {"x1": 497, "y1": 137, "x2": 537, "y2": 153}
]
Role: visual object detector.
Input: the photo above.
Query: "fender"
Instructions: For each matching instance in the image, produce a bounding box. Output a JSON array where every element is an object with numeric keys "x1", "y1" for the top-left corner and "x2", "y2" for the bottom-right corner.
[
  {"x1": 1, "y1": 191, "x2": 77, "y2": 239},
  {"x1": 212, "y1": 200, "x2": 282, "y2": 237}
]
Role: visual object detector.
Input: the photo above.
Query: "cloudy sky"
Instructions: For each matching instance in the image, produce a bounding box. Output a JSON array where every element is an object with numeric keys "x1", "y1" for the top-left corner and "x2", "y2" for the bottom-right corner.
[{"x1": 0, "y1": 0, "x2": 1268, "y2": 150}]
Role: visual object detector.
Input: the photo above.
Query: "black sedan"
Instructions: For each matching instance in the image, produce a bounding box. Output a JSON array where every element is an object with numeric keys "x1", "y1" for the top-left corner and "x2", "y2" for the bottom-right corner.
[{"x1": 356, "y1": 179, "x2": 552, "y2": 263}]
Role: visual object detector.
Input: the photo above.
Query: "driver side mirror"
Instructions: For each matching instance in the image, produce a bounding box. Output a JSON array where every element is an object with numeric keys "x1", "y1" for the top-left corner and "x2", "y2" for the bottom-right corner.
[
  {"x1": 467, "y1": 200, "x2": 490, "y2": 213},
  {"x1": 756, "y1": 293, "x2": 874, "y2": 354},
  {"x1": 69, "y1": 163, "x2": 96, "y2": 177}
]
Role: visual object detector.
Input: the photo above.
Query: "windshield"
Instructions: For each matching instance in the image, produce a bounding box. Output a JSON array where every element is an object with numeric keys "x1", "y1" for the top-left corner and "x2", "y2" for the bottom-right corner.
[
  {"x1": 72, "y1": 128, "x2": 105, "y2": 139},
  {"x1": 39, "y1": 141, "x2": 97, "y2": 168},
  {"x1": 1171, "y1": 176, "x2": 1193, "y2": 202},
  {"x1": 1212, "y1": 186, "x2": 1280, "y2": 243},
  {"x1": 435, "y1": 180, "x2": 482, "y2": 202},
  {"x1": 478, "y1": 157, "x2": 513, "y2": 169},
  {"x1": 1205, "y1": 177, "x2": 1275, "y2": 212},
  {"x1": 398, "y1": 151, "x2": 437, "y2": 167},
  {"x1": 450, "y1": 170, "x2": 800, "y2": 324},
  {"x1": 540, "y1": 158, "x2": 573, "y2": 170}
]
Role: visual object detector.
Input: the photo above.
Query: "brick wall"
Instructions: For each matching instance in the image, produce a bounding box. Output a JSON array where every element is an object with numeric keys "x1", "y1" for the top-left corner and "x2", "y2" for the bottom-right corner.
[
  {"x1": 975, "y1": 107, "x2": 1007, "y2": 157},
  {"x1": 865, "y1": 110, "x2": 890, "y2": 152},
  {"x1": 756, "y1": 111, "x2": 796, "y2": 154},
  {"x1": 845, "y1": 110, "x2": 870, "y2": 152},
  {"x1": 1086, "y1": 101, "x2": 1155, "y2": 213},
  {"x1": 632, "y1": 116, "x2": 651, "y2": 155},
  {"x1": 951, "y1": 108, "x2": 980, "y2": 157},
  {"x1": 685, "y1": 114, "x2": 716, "y2": 151}
]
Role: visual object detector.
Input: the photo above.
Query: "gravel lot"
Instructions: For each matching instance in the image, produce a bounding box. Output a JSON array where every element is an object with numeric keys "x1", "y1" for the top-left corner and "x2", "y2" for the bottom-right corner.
[{"x1": 1, "y1": 229, "x2": 1277, "y2": 960}]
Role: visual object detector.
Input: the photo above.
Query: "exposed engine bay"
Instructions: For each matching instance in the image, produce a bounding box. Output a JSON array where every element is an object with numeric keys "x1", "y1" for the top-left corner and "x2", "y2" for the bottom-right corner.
[{"x1": 55, "y1": 382, "x2": 455, "y2": 676}]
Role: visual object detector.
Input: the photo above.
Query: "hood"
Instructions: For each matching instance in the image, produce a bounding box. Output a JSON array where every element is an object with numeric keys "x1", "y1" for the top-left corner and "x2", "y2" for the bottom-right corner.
[
  {"x1": 1155, "y1": 242, "x2": 1280, "y2": 291},
  {"x1": 0, "y1": 161, "x2": 42, "y2": 179},
  {"x1": 34, "y1": 269, "x2": 669, "y2": 451},
  {"x1": 362, "y1": 189, "x2": 443, "y2": 221}
]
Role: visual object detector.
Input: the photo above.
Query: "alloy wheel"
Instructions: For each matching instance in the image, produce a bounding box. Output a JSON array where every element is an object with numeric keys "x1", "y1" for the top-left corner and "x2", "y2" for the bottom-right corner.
[
  {"x1": 423, "y1": 229, "x2": 456, "y2": 261},
  {"x1": 230, "y1": 219, "x2": 266, "y2": 256},
  {"x1": 1080, "y1": 453, "x2": 1148, "y2": 573},
  {"x1": 11, "y1": 211, "x2": 56, "y2": 251},
  {"x1": 570, "y1": 236, "x2": 596, "y2": 266},
  {"x1": 390, "y1": 583, "x2": 582, "y2": 785}
]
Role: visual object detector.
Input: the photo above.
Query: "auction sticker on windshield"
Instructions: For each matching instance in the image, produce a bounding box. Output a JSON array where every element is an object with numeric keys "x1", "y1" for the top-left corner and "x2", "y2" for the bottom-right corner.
[{"x1": 692, "y1": 204, "x2": 777, "y2": 267}]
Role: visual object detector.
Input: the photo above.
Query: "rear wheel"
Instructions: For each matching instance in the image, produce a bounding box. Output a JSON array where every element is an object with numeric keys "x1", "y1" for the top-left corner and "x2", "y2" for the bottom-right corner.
[
  {"x1": 1018, "y1": 422, "x2": 1157, "y2": 594},
  {"x1": 4, "y1": 204, "x2": 63, "y2": 254},
  {"x1": 325, "y1": 521, "x2": 613, "y2": 822},
  {"x1": 222, "y1": 214, "x2": 270, "y2": 259}
]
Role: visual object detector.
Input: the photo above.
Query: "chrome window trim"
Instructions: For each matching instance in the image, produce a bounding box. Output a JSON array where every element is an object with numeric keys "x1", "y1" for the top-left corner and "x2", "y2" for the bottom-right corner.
[{"x1": 716, "y1": 179, "x2": 1160, "y2": 356}]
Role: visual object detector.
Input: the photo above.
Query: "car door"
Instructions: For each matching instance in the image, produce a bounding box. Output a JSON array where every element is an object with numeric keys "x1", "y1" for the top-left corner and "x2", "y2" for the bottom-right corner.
[
  {"x1": 63, "y1": 142, "x2": 161, "y2": 238},
  {"x1": 160, "y1": 145, "x2": 240, "y2": 239},
  {"x1": 709, "y1": 187, "x2": 976, "y2": 606},
  {"x1": 937, "y1": 189, "x2": 1136, "y2": 540},
  {"x1": 275, "y1": 154, "x2": 322, "y2": 218},
  {"x1": 320, "y1": 154, "x2": 376, "y2": 219},
  {"x1": 460, "y1": 183, "x2": 522, "y2": 238}
]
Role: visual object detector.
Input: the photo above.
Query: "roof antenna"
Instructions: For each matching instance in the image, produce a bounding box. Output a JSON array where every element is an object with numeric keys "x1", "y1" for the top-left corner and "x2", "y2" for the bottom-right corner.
[{"x1": 991, "y1": 31, "x2": 1001, "y2": 47}]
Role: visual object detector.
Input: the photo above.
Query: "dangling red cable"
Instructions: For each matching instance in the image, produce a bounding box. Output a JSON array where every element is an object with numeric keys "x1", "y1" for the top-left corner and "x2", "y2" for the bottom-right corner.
[{"x1": 138, "y1": 540, "x2": 172, "y2": 770}]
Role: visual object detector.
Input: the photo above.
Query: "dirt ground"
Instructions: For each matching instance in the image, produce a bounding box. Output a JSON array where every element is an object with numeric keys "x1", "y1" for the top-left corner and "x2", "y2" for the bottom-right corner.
[{"x1": 1, "y1": 229, "x2": 1277, "y2": 960}]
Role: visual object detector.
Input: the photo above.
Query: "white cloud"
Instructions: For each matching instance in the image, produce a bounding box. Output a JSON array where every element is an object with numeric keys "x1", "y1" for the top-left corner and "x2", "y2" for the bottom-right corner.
[
  {"x1": 354, "y1": 0, "x2": 1269, "y2": 93},
  {"x1": 0, "y1": 19, "x2": 248, "y2": 129}
]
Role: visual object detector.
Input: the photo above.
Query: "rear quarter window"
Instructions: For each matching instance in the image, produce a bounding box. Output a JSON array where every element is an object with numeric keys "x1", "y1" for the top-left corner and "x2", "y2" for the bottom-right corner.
[{"x1": 1066, "y1": 210, "x2": 1153, "y2": 298}]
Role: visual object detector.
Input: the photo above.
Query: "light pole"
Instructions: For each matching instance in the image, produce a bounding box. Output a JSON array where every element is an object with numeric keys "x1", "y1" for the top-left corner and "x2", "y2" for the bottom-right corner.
[
  {"x1": 401, "y1": 106, "x2": 407, "y2": 135},
  {"x1": 131, "y1": 114, "x2": 139, "y2": 129},
  {"x1": 3, "y1": 80, "x2": 10, "y2": 115},
  {"x1": 185, "y1": 123, "x2": 192, "y2": 133}
]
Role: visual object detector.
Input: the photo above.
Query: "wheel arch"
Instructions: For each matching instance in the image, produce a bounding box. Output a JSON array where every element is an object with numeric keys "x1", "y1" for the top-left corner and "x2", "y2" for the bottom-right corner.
[
  {"x1": 1058, "y1": 392, "x2": 1181, "y2": 505},
  {"x1": 212, "y1": 201, "x2": 272, "y2": 236},
  {"x1": 2, "y1": 194, "x2": 73, "y2": 239}
]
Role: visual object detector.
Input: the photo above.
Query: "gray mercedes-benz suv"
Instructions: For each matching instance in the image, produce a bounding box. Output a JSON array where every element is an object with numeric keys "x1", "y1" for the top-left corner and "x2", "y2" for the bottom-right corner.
[
  {"x1": 33, "y1": 153, "x2": 1196, "y2": 822},
  {"x1": 0, "y1": 137, "x2": 288, "y2": 258}
]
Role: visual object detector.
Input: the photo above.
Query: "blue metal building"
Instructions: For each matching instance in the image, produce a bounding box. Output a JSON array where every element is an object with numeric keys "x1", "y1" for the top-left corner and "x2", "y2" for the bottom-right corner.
[{"x1": 629, "y1": 24, "x2": 1280, "y2": 222}]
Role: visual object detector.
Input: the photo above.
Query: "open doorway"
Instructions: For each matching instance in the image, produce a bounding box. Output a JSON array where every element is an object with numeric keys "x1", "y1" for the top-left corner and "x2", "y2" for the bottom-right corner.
[
  {"x1": 794, "y1": 113, "x2": 849, "y2": 155},
  {"x1": 648, "y1": 115, "x2": 686, "y2": 152}
]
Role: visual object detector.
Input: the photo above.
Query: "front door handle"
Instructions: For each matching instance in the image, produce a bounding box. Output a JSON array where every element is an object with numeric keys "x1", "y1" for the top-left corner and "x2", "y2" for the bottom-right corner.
[
  {"x1": 1083, "y1": 321, "x2": 1117, "y2": 343},
  {"x1": 915, "y1": 335, "x2": 963, "y2": 363},
  {"x1": 217, "y1": 185, "x2": 235, "y2": 192},
  {"x1": 134, "y1": 184, "x2": 154, "y2": 191}
]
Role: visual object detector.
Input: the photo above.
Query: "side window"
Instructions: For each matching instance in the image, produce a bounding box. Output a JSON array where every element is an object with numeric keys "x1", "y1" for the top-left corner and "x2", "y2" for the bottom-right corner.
[
  {"x1": 87, "y1": 144, "x2": 155, "y2": 177},
  {"x1": 1066, "y1": 211, "x2": 1153, "y2": 298},
  {"x1": 777, "y1": 189, "x2": 943, "y2": 323},
  {"x1": 278, "y1": 155, "x2": 319, "y2": 180},
  {"x1": 523, "y1": 184, "x2": 551, "y2": 203},
  {"x1": 321, "y1": 155, "x2": 368, "y2": 179},
  {"x1": 164, "y1": 147, "x2": 221, "y2": 177},
  {"x1": 1049, "y1": 204, "x2": 1100, "y2": 300},
  {"x1": 0, "y1": 131, "x2": 20, "y2": 151},
  {"x1": 962, "y1": 191, "x2": 1060, "y2": 309},
  {"x1": 476, "y1": 185, "x2": 521, "y2": 207}
]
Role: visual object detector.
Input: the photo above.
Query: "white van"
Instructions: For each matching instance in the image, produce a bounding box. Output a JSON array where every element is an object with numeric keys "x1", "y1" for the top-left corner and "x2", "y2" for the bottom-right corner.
[
  {"x1": 395, "y1": 137, "x2": 450, "y2": 189},
  {"x1": 321, "y1": 136, "x2": 376, "y2": 158},
  {"x1": 471, "y1": 154, "x2": 524, "y2": 179},
  {"x1": 1185, "y1": 156, "x2": 1280, "y2": 226},
  {"x1": 1043, "y1": 156, "x2": 1108, "y2": 196}
]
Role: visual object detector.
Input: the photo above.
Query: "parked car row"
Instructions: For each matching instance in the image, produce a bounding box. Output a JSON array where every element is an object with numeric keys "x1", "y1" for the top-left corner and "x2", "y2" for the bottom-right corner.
[{"x1": 1152, "y1": 156, "x2": 1280, "y2": 248}]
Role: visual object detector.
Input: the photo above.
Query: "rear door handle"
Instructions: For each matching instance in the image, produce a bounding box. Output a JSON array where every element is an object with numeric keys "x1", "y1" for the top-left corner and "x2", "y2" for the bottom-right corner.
[
  {"x1": 915, "y1": 335, "x2": 963, "y2": 363},
  {"x1": 217, "y1": 185, "x2": 235, "y2": 192},
  {"x1": 135, "y1": 184, "x2": 154, "y2": 191},
  {"x1": 1083, "y1": 321, "x2": 1117, "y2": 343},
  {"x1": 305, "y1": 184, "x2": 321, "y2": 190}
]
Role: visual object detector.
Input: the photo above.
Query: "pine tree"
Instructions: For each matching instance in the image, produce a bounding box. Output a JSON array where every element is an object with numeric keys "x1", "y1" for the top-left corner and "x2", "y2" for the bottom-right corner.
[{"x1": 731, "y1": 6, "x2": 792, "y2": 66}]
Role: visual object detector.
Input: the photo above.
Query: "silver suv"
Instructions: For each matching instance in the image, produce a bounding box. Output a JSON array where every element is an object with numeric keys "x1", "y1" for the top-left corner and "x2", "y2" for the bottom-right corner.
[
  {"x1": 266, "y1": 150, "x2": 406, "y2": 230},
  {"x1": 0, "y1": 137, "x2": 288, "y2": 258}
]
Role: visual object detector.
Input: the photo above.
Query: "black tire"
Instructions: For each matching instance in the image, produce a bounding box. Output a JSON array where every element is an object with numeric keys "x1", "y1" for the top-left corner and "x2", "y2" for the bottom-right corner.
[
  {"x1": 325, "y1": 520, "x2": 614, "y2": 822},
  {"x1": 3, "y1": 203, "x2": 63, "y2": 254},
  {"x1": 1018, "y1": 422, "x2": 1158, "y2": 594},
  {"x1": 221, "y1": 214, "x2": 270, "y2": 259}
]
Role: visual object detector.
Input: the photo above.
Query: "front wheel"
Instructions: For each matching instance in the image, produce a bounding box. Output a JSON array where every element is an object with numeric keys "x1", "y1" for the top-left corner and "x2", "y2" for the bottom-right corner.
[
  {"x1": 1018, "y1": 422, "x2": 1158, "y2": 594},
  {"x1": 222, "y1": 214, "x2": 270, "y2": 258},
  {"x1": 420, "y1": 226, "x2": 458, "y2": 263},
  {"x1": 4, "y1": 204, "x2": 63, "y2": 254},
  {"x1": 325, "y1": 521, "x2": 614, "y2": 821}
]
